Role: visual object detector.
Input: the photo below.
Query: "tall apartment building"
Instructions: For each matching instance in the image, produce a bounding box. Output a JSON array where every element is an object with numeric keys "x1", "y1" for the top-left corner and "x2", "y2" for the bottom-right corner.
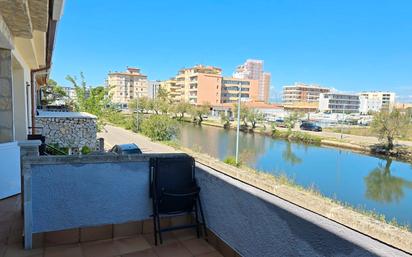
[
  {"x1": 319, "y1": 92, "x2": 364, "y2": 113},
  {"x1": 282, "y1": 83, "x2": 330, "y2": 103},
  {"x1": 167, "y1": 65, "x2": 259, "y2": 105},
  {"x1": 175, "y1": 65, "x2": 223, "y2": 105},
  {"x1": 107, "y1": 67, "x2": 149, "y2": 106},
  {"x1": 359, "y1": 91, "x2": 396, "y2": 112},
  {"x1": 233, "y1": 59, "x2": 271, "y2": 103}
]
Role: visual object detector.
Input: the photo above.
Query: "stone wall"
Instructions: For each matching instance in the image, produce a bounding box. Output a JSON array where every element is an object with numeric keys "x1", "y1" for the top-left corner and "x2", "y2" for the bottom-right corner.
[
  {"x1": 35, "y1": 113, "x2": 97, "y2": 150},
  {"x1": 0, "y1": 48, "x2": 13, "y2": 143}
]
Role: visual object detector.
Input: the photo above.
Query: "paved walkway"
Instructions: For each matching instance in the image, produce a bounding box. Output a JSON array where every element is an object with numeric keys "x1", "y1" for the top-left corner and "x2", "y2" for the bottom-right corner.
[{"x1": 97, "y1": 125, "x2": 177, "y2": 153}]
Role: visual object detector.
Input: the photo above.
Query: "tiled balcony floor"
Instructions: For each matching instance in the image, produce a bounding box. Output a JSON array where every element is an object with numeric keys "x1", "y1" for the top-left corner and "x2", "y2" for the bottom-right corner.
[{"x1": 0, "y1": 195, "x2": 223, "y2": 257}]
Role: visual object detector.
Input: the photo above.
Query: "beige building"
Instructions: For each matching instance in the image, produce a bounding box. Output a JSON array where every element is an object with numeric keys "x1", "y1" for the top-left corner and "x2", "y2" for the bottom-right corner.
[
  {"x1": 160, "y1": 79, "x2": 183, "y2": 103},
  {"x1": 0, "y1": 0, "x2": 64, "y2": 142},
  {"x1": 168, "y1": 65, "x2": 259, "y2": 105},
  {"x1": 359, "y1": 91, "x2": 396, "y2": 112},
  {"x1": 175, "y1": 65, "x2": 222, "y2": 105},
  {"x1": 282, "y1": 83, "x2": 330, "y2": 103},
  {"x1": 107, "y1": 67, "x2": 149, "y2": 106},
  {"x1": 221, "y1": 78, "x2": 259, "y2": 104},
  {"x1": 233, "y1": 59, "x2": 271, "y2": 103}
]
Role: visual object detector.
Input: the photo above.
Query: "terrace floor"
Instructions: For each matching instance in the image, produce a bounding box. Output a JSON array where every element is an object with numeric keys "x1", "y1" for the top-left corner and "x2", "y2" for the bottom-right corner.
[{"x1": 0, "y1": 195, "x2": 223, "y2": 257}]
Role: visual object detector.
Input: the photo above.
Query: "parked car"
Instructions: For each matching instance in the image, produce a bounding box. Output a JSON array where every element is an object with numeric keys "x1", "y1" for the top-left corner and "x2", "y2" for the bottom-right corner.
[
  {"x1": 300, "y1": 122, "x2": 322, "y2": 132},
  {"x1": 109, "y1": 143, "x2": 142, "y2": 154}
]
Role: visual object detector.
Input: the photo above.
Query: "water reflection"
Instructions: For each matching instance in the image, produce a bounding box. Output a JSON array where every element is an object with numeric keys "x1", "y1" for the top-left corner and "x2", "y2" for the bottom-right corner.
[
  {"x1": 177, "y1": 122, "x2": 412, "y2": 226},
  {"x1": 282, "y1": 142, "x2": 302, "y2": 166},
  {"x1": 364, "y1": 159, "x2": 412, "y2": 203}
]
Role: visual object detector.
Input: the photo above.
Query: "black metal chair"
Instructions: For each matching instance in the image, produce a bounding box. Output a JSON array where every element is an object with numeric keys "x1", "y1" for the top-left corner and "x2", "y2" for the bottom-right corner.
[{"x1": 149, "y1": 155, "x2": 207, "y2": 245}]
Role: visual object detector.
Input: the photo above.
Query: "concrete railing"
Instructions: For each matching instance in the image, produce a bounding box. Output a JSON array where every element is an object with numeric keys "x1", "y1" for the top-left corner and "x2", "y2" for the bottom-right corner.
[{"x1": 21, "y1": 154, "x2": 410, "y2": 256}]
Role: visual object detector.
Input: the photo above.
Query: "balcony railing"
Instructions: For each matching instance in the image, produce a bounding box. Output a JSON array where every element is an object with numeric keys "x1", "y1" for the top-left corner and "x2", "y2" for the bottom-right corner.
[{"x1": 17, "y1": 152, "x2": 411, "y2": 256}]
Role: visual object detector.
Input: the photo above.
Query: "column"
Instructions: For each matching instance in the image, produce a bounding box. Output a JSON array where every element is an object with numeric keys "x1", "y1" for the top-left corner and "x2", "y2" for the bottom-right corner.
[{"x1": 0, "y1": 48, "x2": 13, "y2": 142}]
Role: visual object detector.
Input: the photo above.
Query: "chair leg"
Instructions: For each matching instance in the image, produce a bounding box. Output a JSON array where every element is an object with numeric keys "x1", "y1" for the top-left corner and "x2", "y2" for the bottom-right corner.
[
  {"x1": 156, "y1": 213, "x2": 163, "y2": 244},
  {"x1": 197, "y1": 197, "x2": 208, "y2": 238},
  {"x1": 152, "y1": 213, "x2": 158, "y2": 246}
]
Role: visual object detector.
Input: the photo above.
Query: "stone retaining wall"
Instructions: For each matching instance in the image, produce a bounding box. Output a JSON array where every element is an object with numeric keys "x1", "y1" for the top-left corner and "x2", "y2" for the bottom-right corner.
[{"x1": 36, "y1": 115, "x2": 97, "y2": 150}]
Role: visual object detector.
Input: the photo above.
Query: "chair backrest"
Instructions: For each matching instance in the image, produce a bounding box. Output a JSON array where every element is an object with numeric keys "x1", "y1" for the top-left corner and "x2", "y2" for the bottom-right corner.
[{"x1": 150, "y1": 155, "x2": 197, "y2": 214}]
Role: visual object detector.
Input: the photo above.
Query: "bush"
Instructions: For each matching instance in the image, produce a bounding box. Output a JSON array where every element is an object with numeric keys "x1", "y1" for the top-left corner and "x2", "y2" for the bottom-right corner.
[
  {"x1": 271, "y1": 130, "x2": 321, "y2": 145},
  {"x1": 140, "y1": 115, "x2": 179, "y2": 141},
  {"x1": 81, "y1": 146, "x2": 91, "y2": 155},
  {"x1": 224, "y1": 156, "x2": 240, "y2": 167}
]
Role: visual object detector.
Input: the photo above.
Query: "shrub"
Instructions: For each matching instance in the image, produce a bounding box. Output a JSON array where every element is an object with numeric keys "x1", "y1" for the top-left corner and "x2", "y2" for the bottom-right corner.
[
  {"x1": 81, "y1": 146, "x2": 91, "y2": 155},
  {"x1": 224, "y1": 156, "x2": 241, "y2": 167},
  {"x1": 140, "y1": 115, "x2": 179, "y2": 141}
]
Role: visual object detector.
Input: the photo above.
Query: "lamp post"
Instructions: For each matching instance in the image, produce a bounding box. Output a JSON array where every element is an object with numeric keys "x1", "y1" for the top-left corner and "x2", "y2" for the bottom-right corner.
[
  {"x1": 136, "y1": 94, "x2": 139, "y2": 132},
  {"x1": 235, "y1": 82, "x2": 242, "y2": 164}
]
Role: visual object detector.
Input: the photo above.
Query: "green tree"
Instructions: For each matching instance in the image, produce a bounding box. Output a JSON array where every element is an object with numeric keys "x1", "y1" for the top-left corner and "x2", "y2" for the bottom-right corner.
[
  {"x1": 66, "y1": 73, "x2": 111, "y2": 129},
  {"x1": 128, "y1": 96, "x2": 150, "y2": 113},
  {"x1": 220, "y1": 112, "x2": 231, "y2": 129},
  {"x1": 156, "y1": 86, "x2": 171, "y2": 103},
  {"x1": 191, "y1": 103, "x2": 211, "y2": 124},
  {"x1": 233, "y1": 103, "x2": 250, "y2": 126},
  {"x1": 247, "y1": 109, "x2": 264, "y2": 129},
  {"x1": 284, "y1": 112, "x2": 301, "y2": 132},
  {"x1": 371, "y1": 110, "x2": 410, "y2": 150},
  {"x1": 175, "y1": 101, "x2": 192, "y2": 120},
  {"x1": 41, "y1": 79, "x2": 67, "y2": 106},
  {"x1": 151, "y1": 98, "x2": 170, "y2": 114},
  {"x1": 140, "y1": 115, "x2": 179, "y2": 141}
]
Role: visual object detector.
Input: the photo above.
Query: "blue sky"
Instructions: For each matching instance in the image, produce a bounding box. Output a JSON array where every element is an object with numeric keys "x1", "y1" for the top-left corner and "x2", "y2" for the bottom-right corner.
[{"x1": 50, "y1": 0, "x2": 412, "y2": 102}]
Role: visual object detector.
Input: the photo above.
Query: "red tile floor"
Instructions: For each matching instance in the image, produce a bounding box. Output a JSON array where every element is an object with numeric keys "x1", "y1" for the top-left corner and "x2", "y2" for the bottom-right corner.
[{"x1": 0, "y1": 195, "x2": 224, "y2": 257}]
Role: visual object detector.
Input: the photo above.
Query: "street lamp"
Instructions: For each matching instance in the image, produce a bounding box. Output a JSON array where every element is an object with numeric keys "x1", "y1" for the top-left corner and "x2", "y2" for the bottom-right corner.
[
  {"x1": 235, "y1": 82, "x2": 242, "y2": 164},
  {"x1": 136, "y1": 94, "x2": 139, "y2": 131}
]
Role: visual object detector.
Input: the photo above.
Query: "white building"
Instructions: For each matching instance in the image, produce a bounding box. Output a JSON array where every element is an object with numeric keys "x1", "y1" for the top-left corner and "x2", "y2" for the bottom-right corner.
[
  {"x1": 148, "y1": 80, "x2": 161, "y2": 99},
  {"x1": 319, "y1": 92, "x2": 363, "y2": 114},
  {"x1": 359, "y1": 91, "x2": 396, "y2": 113}
]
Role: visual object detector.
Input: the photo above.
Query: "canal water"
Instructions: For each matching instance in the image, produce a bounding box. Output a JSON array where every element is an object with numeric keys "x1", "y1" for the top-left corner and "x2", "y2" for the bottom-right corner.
[{"x1": 176, "y1": 123, "x2": 412, "y2": 228}]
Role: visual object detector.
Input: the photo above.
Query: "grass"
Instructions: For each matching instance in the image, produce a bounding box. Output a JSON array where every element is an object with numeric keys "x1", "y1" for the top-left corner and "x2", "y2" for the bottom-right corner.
[
  {"x1": 271, "y1": 129, "x2": 322, "y2": 145},
  {"x1": 325, "y1": 126, "x2": 412, "y2": 141}
]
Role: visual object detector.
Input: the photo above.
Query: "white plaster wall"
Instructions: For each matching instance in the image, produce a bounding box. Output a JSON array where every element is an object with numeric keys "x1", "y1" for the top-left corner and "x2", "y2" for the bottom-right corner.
[{"x1": 0, "y1": 142, "x2": 21, "y2": 199}]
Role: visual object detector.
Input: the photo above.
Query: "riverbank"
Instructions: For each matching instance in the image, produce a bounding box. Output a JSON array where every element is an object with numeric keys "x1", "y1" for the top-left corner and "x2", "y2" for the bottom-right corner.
[
  {"x1": 98, "y1": 124, "x2": 412, "y2": 254},
  {"x1": 187, "y1": 119, "x2": 412, "y2": 163}
]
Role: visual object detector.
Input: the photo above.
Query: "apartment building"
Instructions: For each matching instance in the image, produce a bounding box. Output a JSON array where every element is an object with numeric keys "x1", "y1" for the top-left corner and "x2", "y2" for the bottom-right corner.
[
  {"x1": 233, "y1": 59, "x2": 271, "y2": 103},
  {"x1": 107, "y1": 67, "x2": 149, "y2": 106},
  {"x1": 148, "y1": 80, "x2": 161, "y2": 99},
  {"x1": 282, "y1": 83, "x2": 331, "y2": 103},
  {"x1": 221, "y1": 78, "x2": 259, "y2": 103},
  {"x1": 263, "y1": 72, "x2": 271, "y2": 103},
  {"x1": 319, "y1": 92, "x2": 364, "y2": 113},
  {"x1": 359, "y1": 91, "x2": 396, "y2": 112},
  {"x1": 160, "y1": 79, "x2": 183, "y2": 103},
  {"x1": 175, "y1": 65, "x2": 222, "y2": 105}
]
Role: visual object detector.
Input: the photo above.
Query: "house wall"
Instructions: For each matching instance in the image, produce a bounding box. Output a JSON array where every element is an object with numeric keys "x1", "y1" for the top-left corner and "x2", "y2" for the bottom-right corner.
[{"x1": 22, "y1": 154, "x2": 409, "y2": 256}]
